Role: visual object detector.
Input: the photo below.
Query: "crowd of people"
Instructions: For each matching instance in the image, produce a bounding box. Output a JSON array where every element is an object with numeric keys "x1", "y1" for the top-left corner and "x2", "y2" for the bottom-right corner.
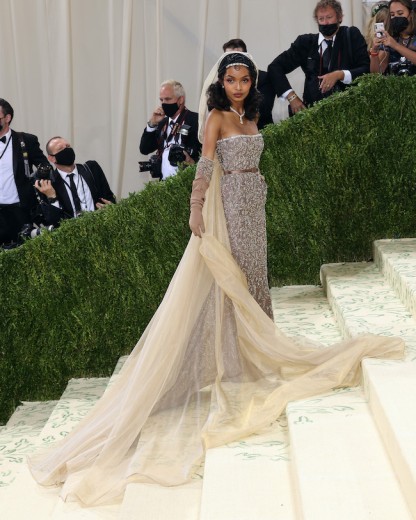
[
  {"x1": 0, "y1": 99, "x2": 115, "y2": 248},
  {"x1": 1, "y1": 0, "x2": 415, "y2": 247},
  {"x1": 139, "y1": 0, "x2": 416, "y2": 176},
  {"x1": 24, "y1": 0, "x2": 410, "y2": 508}
]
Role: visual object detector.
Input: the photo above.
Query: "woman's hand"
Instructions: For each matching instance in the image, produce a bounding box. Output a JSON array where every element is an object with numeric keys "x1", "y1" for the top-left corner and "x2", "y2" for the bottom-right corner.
[
  {"x1": 374, "y1": 31, "x2": 395, "y2": 51},
  {"x1": 189, "y1": 207, "x2": 205, "y2": 238}
]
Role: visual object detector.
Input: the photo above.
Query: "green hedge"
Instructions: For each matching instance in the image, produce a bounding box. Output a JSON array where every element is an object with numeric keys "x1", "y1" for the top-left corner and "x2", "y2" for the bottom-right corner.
[
  {"x1": 1, "y1": 74, "x2": 415, "y2": 423},
  {"x1": 263, "y1": 74, "x2": 416, "y2": 285},
  {"x1": 0, "y1": 174, "x2": 193, "y2": 423}
]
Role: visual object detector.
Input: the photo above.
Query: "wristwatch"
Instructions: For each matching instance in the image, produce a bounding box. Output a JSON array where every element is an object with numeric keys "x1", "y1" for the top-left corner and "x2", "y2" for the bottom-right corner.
[{"x1": 47, "y1": 196, "x2": 58, "y2": 203}]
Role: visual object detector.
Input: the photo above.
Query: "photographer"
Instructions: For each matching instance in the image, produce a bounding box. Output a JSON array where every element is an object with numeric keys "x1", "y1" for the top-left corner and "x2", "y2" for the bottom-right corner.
[
  {"x1": 0, "y1": 98, "x2": 49, "y2": 246},
  {"x1": 35, "y1": 136, "x2": 116, "y2": 226},
  {"x1": 139, "y1": 80, "x2": 201, "y2": 180},
  {"x1": 267, "y1": 0, "x2": 369, "y2": 114},
  {"x1": 370, "y1": 0, "x2": 416, "y2": 76}
]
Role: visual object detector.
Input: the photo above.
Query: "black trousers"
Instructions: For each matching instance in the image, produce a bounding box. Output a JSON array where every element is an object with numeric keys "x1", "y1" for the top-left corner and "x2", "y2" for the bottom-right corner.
[{"x1": 0, "y1": 204, "x2": 31, "y2": 244}]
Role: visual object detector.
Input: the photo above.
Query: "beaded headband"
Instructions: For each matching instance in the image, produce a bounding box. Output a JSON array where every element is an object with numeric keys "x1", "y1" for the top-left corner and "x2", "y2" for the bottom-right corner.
[{"x1": 217, "y1": 53, "x2": 258, "y2": 82}]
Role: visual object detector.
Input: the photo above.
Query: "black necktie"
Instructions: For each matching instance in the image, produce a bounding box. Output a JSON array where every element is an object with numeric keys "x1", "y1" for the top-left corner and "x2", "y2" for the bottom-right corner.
[
  {"x1": 0, "y1": 136, "x2": 6, "y2": 144},
  {"x1": 322, "y1": 40, "x2": 333, "y2": 72},
  {"x1": 68, "y1": 173, "x2": 82, "y2": 214}
]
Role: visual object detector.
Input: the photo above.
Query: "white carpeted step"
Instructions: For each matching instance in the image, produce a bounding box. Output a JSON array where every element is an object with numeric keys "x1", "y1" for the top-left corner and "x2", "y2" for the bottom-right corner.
[
  {"x1": 120, "y1": 395, "x2": 204, "y2": 520},
  {"x1": 49, "y1": 358, "x2": 128, "y2": 519},
  {"x1": 120, "y1": 481, "x2": 202, "y2": 520},
  {"x1": 321, "y1": 260, "x2": 416, "y2": 516},
  {"x1": 271, "y1": 285, "x2": 343, "y2": 346},
  {"x1": 199, "y1": 417, "x2": 292, "y2": 520},
  {"x1": 199, "y1": 285, "x2": 342, "y2": 520},
  {"x1": 374, "y1": 238, "x2": 416, "y2": 324},
  {"x1": 273, "y1": 284, "x2": 412, "y2": 519},
  {"x1": 0, "y1": 377, "x2": 110, "y2": 519},
  {"x1": 287, "y1": 387, "x2": 412, "y2": 519},
  {"x1": 321, "y1": 261, "x2": 416, "y2": 359},
  {"x1": 363, "y1": 360, "x2": 416, "y2": 519},
  {"x1": 0, "y1": 357, "x2": 129, "y2": 520},
  {"x1": 0, "y1": 399, "x2": 57, "y2": 488}
]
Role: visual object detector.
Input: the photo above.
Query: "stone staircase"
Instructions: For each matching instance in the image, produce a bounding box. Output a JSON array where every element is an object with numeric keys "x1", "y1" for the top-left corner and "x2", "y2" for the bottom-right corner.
[{"x1": 1, "y1": 238, "x2": 416, "y2": 519}]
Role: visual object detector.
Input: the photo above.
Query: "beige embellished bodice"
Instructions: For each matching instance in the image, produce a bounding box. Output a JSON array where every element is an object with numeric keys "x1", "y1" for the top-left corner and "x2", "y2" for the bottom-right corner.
[
  {"x1": 191, "y1": 134, "x2": 264, "y2": 211},
  {"x1": 216, "y1": 134, "x2": 264, "y2": 172}
]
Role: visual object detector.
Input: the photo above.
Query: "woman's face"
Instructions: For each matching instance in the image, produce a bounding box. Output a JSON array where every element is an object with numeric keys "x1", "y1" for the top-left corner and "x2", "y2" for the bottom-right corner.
[
  {"x1": 222, "y1": 65, "x2": 252, "y2": 105},
  {"x1": 389, "y1": 1, "x2": 410, "y2": 19}
]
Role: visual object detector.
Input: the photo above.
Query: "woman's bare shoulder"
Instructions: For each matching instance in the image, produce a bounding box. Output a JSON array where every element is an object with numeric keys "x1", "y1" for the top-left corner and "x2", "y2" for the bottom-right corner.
[{"x1": 206, "y1": 108, "x2": 225, "y2": 123}]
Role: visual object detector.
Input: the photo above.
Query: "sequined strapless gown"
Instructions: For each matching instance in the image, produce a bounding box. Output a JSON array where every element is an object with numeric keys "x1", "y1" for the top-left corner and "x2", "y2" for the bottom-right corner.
[
  {"x1": 216, "y1": 134, "x2": 273, "y2": 318},
  {"x1": 27, "y1": 133, "x2": 405, "y2": 508}
]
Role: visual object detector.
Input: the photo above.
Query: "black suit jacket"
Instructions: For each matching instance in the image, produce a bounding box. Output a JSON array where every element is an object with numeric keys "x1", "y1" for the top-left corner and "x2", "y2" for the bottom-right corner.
[
  {"x1": 10, "y1": 130, "x2": 48, "y2": 212},
  {"x1": 257, "y1": 70, "x2": 275, "y2": 129},
  {"x1": 268, "y1": 26, "x2": 369, "y2": 107},
  {"x1": 42, "y1": 160, "x2": 116, "y2": 225},
  {"x1": 139, "y1": 109, "x2": 201, "y2": 179}
]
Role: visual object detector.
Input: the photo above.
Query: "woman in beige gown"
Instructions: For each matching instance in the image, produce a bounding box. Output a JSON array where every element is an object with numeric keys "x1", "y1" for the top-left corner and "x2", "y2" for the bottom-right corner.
[{"x1": 28, "y1": 52, "x2": 404, "y2": 507}]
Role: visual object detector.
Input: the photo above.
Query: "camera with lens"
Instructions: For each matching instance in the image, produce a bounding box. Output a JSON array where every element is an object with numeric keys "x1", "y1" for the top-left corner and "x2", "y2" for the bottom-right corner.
[
  {"x1": 168, "y1": 125, "x2": 192, "y2": 167},
  {"x1": 19, "y1": 222, "x2": 54, "y2": 241},
  {"x1": 34, "y1": 162, "x2": 54, "y2": 182},
  {"x1": 138, "y1": 154, "x2": 162, "y2": 179},
  {"x1": 389, "y1": 56, "x2": 415, "y2": 76}
]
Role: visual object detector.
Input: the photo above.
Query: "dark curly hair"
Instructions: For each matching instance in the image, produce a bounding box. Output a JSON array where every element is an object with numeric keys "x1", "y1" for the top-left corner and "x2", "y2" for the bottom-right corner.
[{"x1": 206, "y1": 53, "x2": 262, "y2": 121}]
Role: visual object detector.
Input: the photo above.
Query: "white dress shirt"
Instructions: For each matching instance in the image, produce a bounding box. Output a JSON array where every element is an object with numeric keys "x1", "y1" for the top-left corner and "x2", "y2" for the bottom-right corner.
[
  {"x1": 57, "y1": 166, "x2": 95, "y2": 215},
  {"x1": 0, "y1": 130, "x2": 20, "y2": 204}
]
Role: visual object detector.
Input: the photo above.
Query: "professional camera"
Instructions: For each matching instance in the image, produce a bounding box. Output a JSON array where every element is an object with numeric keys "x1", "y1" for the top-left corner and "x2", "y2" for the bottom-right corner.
[
  {"x1": 168, "y1": 125, "x2": 192, "y2": 166},
  {"x1": 34, "y1": 162, "x2": 54, "y2": 181},
  {"x1": 389, "y1": 56, "x2": 414, "y2": 76},
  {"x1": 138, "y1": 154, "x2": 162, "y2": 179},
  {"x1": 19, "y1": 222, "x2": 54, "y2": 241}
]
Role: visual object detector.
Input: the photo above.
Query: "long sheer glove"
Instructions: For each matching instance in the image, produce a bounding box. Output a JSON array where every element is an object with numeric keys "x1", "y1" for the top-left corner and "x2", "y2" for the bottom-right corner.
[{"x1": 189, "y1": 156, "x2": 214, "y2": 238}]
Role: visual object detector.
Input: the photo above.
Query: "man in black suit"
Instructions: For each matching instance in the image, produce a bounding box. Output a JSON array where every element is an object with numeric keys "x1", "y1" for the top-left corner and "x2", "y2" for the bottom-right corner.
[
  {"x1": 268, "y1": 0, "x2": 369, "y2": 115},
  {"x1": 35, "y1": 136, "x2": 116, "y2": 226},
  {"x1": 139, "y1": 80, "x2": 201, "y2": 180},
  {"x1": 0, "y1": 98, "x2": 49, "y2": 244},
  {"x1": 222, "y1": 39, "x2": 276, "y2": 129}
]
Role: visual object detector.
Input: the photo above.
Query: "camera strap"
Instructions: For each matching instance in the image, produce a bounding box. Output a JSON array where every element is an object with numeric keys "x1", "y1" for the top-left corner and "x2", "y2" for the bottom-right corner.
[
  {"x1": 18, "y1": 133, "x2": 32, "y2": 179},
  {"x1": 81, "y1": 161, "x2": 99, "y2": 192},
  {"x1": 0, "y1": 134, "x2": 12, "y2": 161},
  {"x1": 162, "y1": 109, "x2": 189, "y2": 150}
]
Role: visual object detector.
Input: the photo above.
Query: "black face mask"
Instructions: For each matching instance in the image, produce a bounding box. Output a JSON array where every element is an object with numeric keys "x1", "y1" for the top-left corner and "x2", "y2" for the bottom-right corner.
[
  {"x1": 391, "y1": 16, "x2": 409, "y2": 35},
  {"x1": 162, "y1": 102, "x2": 180, "y2": 118},
  {"x1": 319, "y1": 22, "x2": 339, "y2": 37},
  {"x1": 54, "y1": 147, "x2": 76, "y2": 166}
]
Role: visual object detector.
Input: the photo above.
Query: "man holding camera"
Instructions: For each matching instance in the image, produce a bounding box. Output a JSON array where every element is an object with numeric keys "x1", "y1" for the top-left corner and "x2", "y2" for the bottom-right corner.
[
  {"x1": 268, "y1": 0, "x2": 369, "y2": 115},
  {"x1": 0, "y1": 98, "x2": 49, "y2": 245},
  {"x1": 139, "y1": 80, "x2": 200, "y2": 180},
  {"x1": 35, "y1": 136, "x2": 116, "y2": 226}
]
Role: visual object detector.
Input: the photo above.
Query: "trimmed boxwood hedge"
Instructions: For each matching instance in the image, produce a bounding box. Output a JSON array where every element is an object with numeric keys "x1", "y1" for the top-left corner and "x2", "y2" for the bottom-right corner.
[
  {"x1": 263, "y1": 74, "x2": 416, "y2": 286},
  {"x1": 1, "y1": 74, "x2": 415, "y2": 423}
]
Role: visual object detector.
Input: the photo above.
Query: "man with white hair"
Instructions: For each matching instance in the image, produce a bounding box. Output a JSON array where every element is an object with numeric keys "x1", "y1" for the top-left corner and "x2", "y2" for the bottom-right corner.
[{"x1": 139, "y1": 80, "x2": 201, "y2": 180}]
